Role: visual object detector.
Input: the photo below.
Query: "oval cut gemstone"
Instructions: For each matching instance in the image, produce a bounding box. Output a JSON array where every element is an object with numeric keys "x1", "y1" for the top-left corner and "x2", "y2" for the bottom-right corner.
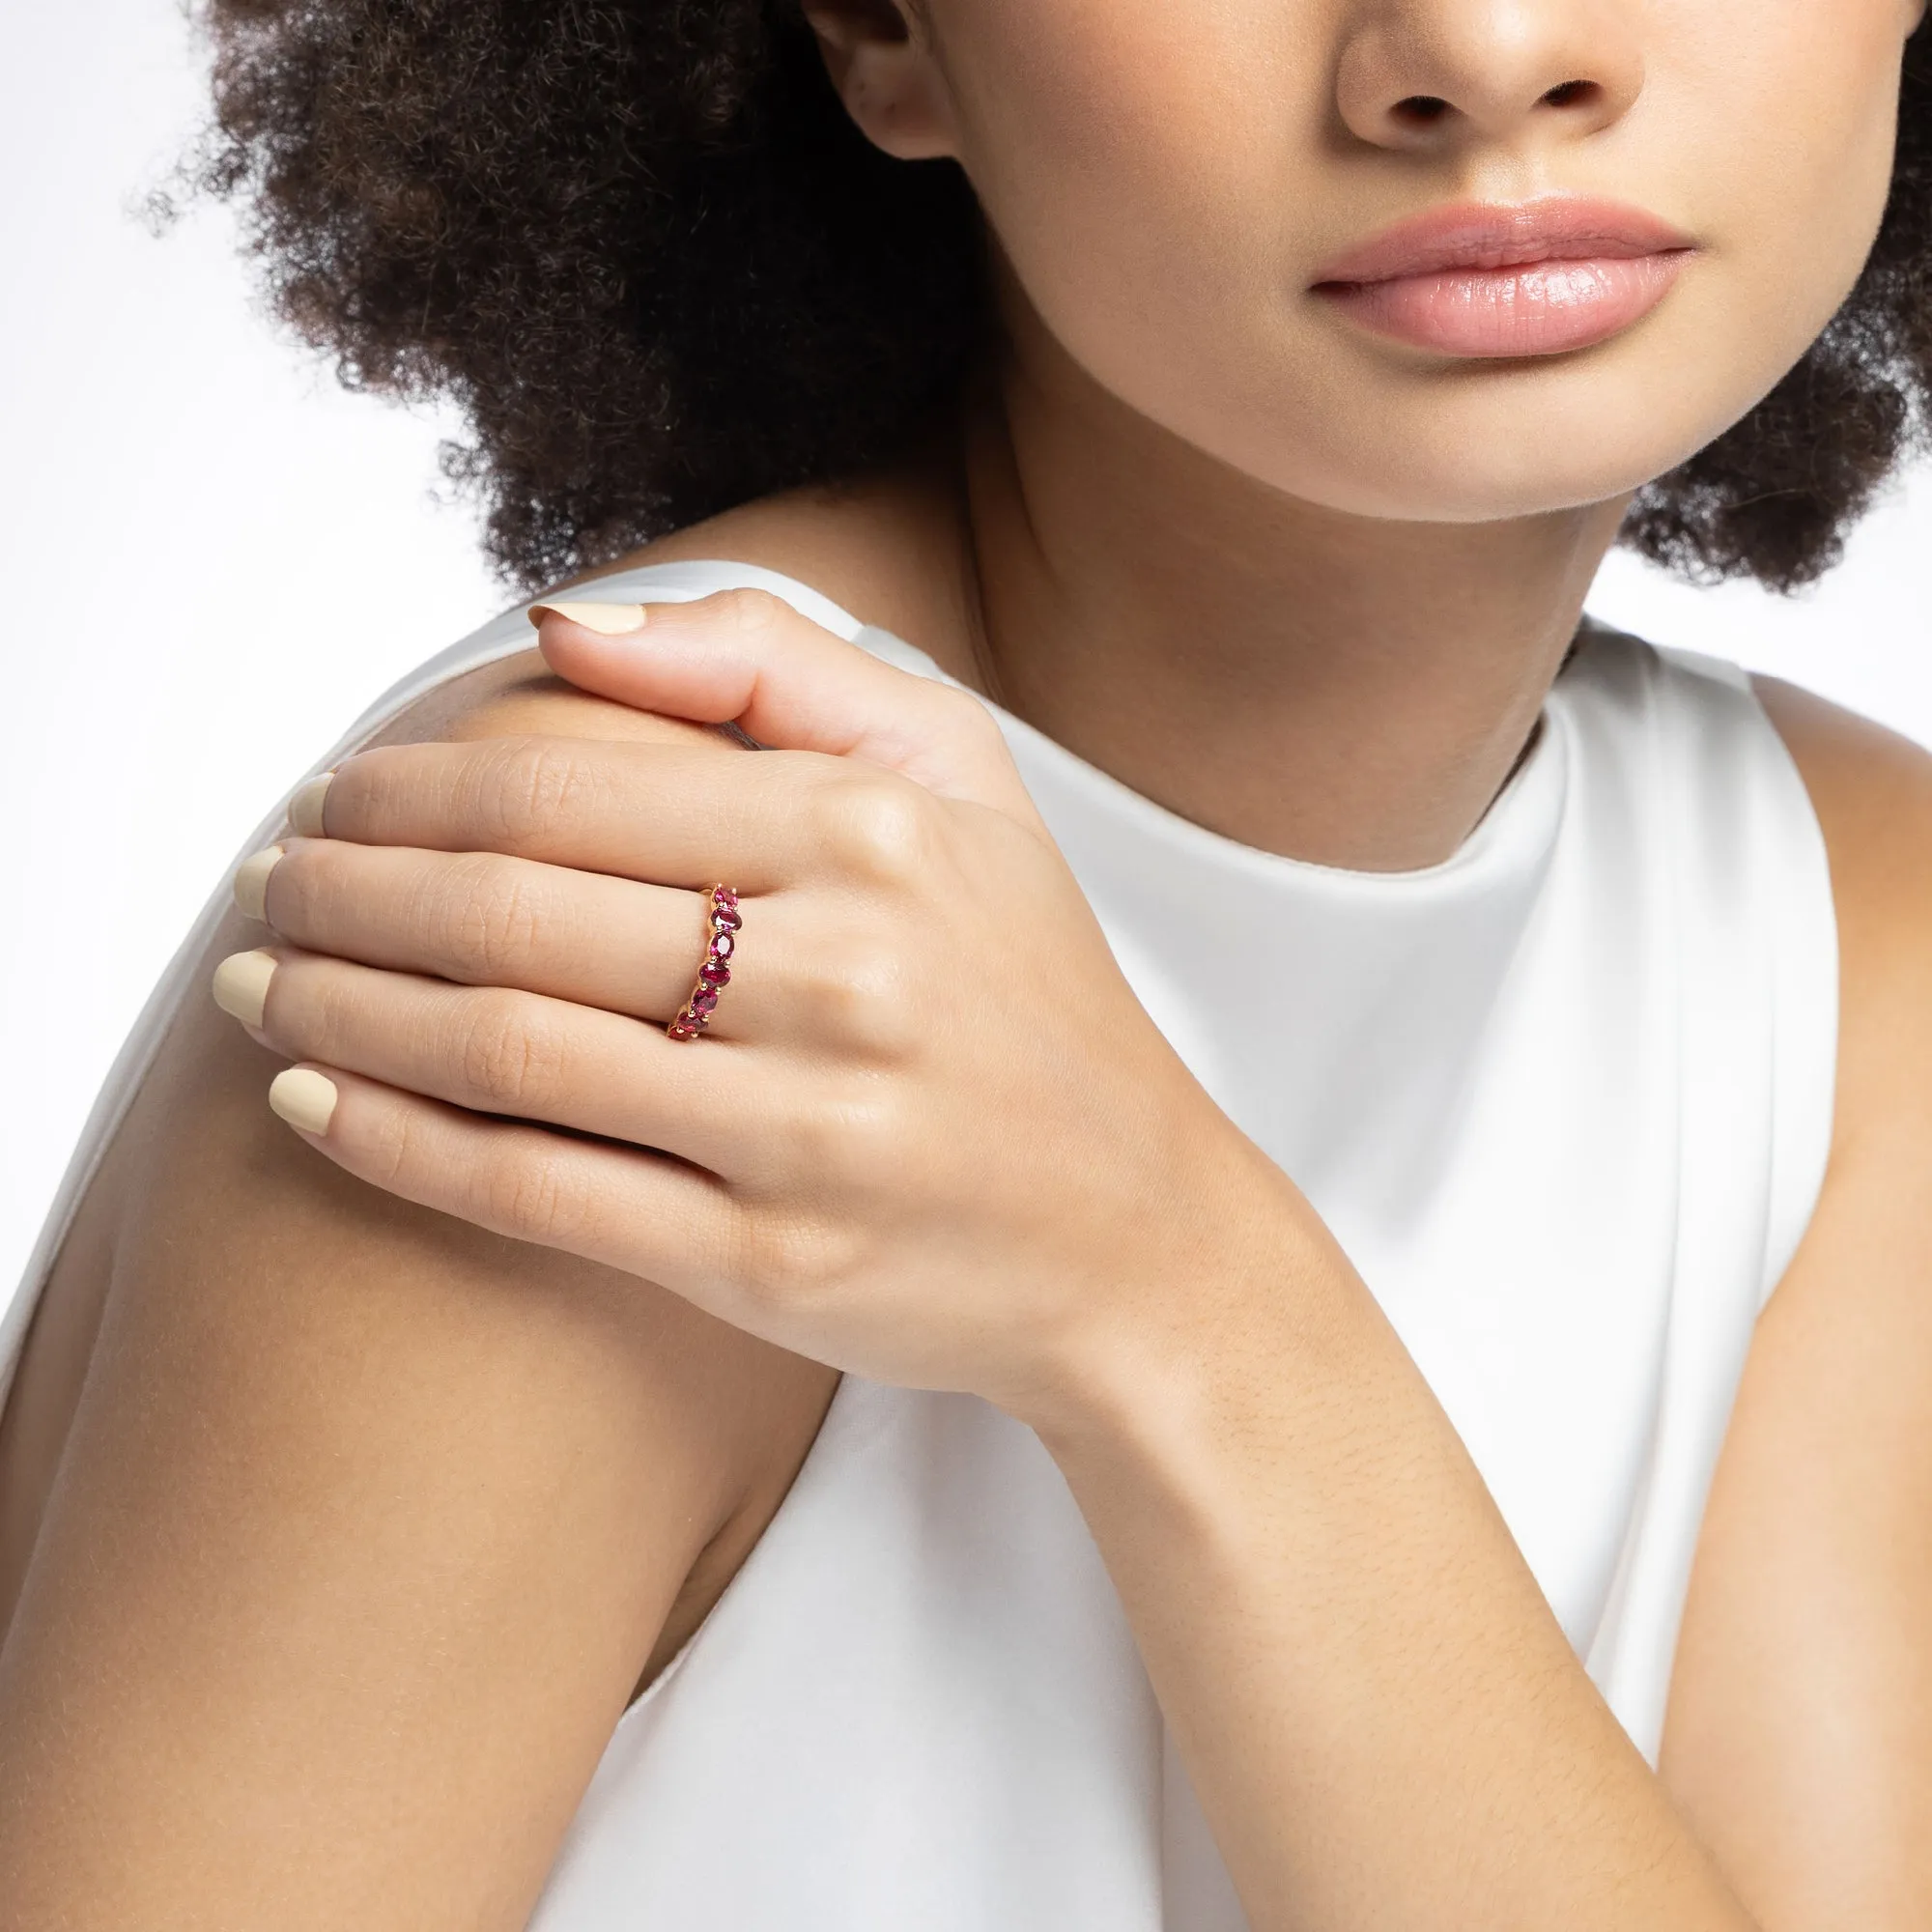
[
  {"x1": 690, "y1": 988, "x2": 719, "y2": 1012},
  {"x1": 713, "y1": 905, "x2": 743, "y2": 931},
  {"x1": 709, "y1": 931, "x2": 735, "y2": 960},
  {"x1": 699, "y1": 961, "x2": 730, "y2": 986}
]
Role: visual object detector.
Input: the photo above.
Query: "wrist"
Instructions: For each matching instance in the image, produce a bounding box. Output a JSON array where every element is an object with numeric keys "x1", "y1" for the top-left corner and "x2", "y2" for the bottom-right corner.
[{"x1": 1008, "y1": 1159, "x2": 1363, "y2": 1472}]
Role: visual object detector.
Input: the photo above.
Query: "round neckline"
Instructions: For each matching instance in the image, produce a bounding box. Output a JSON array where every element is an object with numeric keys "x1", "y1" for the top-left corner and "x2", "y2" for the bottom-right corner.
[
  {"x1": 580, "y1": 555, "x2": 1572, "y2": 889},
  {"x1": 937, "y1": 663, "x2": 1566, "y2": 889}
]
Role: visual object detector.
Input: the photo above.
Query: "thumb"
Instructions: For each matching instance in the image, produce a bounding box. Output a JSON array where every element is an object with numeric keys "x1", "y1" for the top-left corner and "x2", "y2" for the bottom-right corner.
[{"x1": 529, "y1": 588, "x2": 1042, "y2": 824}]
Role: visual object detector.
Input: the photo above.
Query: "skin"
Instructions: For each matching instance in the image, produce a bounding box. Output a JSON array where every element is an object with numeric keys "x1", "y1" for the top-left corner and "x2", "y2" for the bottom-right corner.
[{"x1": 1, "y1": 0, "x2": 1929, "y2": 1925}]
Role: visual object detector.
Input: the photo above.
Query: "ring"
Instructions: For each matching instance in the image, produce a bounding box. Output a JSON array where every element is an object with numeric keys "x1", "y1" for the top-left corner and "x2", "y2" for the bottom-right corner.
[{"x1": 667, "y1": 884, "x2": 742, "y2": 1040}]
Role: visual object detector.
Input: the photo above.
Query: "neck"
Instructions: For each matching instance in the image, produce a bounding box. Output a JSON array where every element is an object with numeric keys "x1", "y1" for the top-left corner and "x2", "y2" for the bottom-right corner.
[{"x1": 941, "y1": 305, "x2": 1630, "y2": 874}]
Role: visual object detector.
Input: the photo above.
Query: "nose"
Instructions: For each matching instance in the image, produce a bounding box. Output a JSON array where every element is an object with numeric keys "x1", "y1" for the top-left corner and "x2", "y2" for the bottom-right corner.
[{"x1": 1334, "y1": 0, "x2": 1644, "y2": 152}]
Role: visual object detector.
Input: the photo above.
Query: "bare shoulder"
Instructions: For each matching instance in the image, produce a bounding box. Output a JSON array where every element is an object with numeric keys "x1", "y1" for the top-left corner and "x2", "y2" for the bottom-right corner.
[
  {"x1": 1749, "y1": 668, "x2": 1932, "y2": 868},
  {"x1": 364, "y1": 465, "x2": 979, "y2": 757},
  {"x1": 1661, "y1": 673, "x2": 1932, "y2": 1921},
  {"x1": 0, "y1": 591, "x2": 846, "y2": 1886},
  {"x1": 1749, "y1": 668, "x2": 1932, "y2": 866},
  {"x1": 1749, "y1": 671, "x2": 1932, "y2": 1164},
  {"x1": 0, "y1": 461, "x2": 969, "y2": 1778},
  {"x1": 562, "y1": 461, "x2": 982, "y2": 685}
]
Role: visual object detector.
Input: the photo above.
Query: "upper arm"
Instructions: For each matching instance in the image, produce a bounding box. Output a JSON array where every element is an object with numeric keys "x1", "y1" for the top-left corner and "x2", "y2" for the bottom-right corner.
[
  {"x1": 0, "y1": 657, "x2": 837, "y2": 1928},
  {"x1": 1660, "y1": 674, "x2": 1932, "y2": 1929}
]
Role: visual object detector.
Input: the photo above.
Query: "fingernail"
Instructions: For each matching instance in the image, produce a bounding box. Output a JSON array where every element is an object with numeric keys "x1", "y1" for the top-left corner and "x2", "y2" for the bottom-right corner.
[
  {"x1": 528, "y1": 601, "x2": 649, "y2": 636},
  {"x1": 233, "y1": 844, "x2": 285, "y2": 922},
  {"x1": 288, "y1": 772, "x2": 333, "y2": 838},
  {"x1": 269, "y1": 1066, "x2": 338, "y2": 1135},
  {"x1": 212, "y1": 949, "x2": 277, "y2": 1030}
]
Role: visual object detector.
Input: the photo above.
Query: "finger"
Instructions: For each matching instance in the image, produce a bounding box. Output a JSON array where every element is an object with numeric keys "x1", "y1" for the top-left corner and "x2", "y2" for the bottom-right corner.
[
  {"x1": 249, "y1": 836, "x2": 777, "y2": 1042},
  {"x1": 287, "y1": 729, "x2": 972, "y2": 916},
  {"x1": 289, "y1": 732, "x2": 845, "y2": 896},
  {"x1": 529, "y1": 588, "x2": 1043, "y2": 826},
  {"x1": 213, "y1": 942, "x2": 774, "y2": 1180},
  {"x1": 262, "y1": 1061, "x2": 756, "y2": 1314}
]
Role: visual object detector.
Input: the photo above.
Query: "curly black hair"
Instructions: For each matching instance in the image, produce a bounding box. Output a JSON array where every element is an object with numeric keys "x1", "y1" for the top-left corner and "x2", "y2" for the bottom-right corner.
[{"x1": 185, "y1": 0, "x2": 1932, "y2": 595}]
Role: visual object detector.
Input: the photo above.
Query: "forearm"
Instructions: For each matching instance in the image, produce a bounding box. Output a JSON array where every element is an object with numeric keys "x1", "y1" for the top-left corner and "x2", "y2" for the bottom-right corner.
[{"x1": 1022, "y1": 1182, "x2": 1758, "y2": 1932}]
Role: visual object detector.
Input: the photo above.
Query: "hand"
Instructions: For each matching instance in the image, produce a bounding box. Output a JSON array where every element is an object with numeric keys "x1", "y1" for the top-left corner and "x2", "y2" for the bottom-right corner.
[{"x1": 211, "y1": 590, "x2": 1290, "y2": 1423}]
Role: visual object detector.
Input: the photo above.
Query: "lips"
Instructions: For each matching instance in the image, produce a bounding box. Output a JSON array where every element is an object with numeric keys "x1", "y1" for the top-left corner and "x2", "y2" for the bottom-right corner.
[{"x1": 1310, "y1": 197, "x2": 1696, "y2": 359}]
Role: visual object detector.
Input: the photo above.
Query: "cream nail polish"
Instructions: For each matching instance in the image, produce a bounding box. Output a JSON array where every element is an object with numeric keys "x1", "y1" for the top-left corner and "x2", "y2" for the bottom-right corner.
[
  {"x1": 288, "y1": 773, "x2": 333, "y2": 838},
  {"x1": 527, "y1": 601, "x2": 650, "y2": 635},
  {"x1": 233, "y1": 844, "x2": 285, "y2": 922},
  {"x1": 269, "y1": 1066, "x2": 338, "y2": 1135},
  {"x1": 212, "y1": 949, "x2": 277, "y2": 1031}
]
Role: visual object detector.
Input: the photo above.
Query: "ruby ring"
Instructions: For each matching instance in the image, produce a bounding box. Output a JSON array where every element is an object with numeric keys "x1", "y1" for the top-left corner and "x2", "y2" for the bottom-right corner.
[{"x1": 666, "y1": 885, "x2": 742, "y2": 1041}]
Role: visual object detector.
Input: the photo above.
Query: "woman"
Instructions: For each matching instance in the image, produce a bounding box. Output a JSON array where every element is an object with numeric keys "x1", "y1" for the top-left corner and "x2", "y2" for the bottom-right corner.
[{"x1": 0, "y1": 0, "x2": 1927, "y2": 1924}]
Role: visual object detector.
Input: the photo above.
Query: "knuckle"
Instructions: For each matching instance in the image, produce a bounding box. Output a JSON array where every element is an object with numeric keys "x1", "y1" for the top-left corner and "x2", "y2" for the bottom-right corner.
[
  {"x1": 453, "y1": 988, "x2": 561, "y2": 1112},
  {"x1": 330, "y1": 745, "x2": 425, "y2": 842},
  {"x1": 439, "y1": 853, "x2": 546, "y2": 980},
  {"x1": 274, "y1": 840, "x2": 359, "y2": 946},
  {"x1": 477, "y1": 737, "x2": 597, "y2": 851},
  {"x1": 360, "y1": 1095, "x2": 418, "y2": 1196},
  {"x1": 829, "y1": 1086, "x2": 916, "y2": 1190},
  {"x1": 782, "y1": 1080, "x2": 912, "y2": 1193},
  {"x1": 811, "y1": 775, "x2": 934, "y2": 888},
  {"x1": 720, "y1": 585, "x2": 783, "y2": 637},
  {"x1": 732, "y1": 1207, "x2": 861, "y2": 1308},
  {"x1": 804, "y1": 938, "x2": 920, "y2": 1060},
  {"x1": 934, "y1": 682, "x2": 1002, "y2": 745},
  {"x1": 297, "y1": 963, "x2": 360, "y2": 1062},
  {"x1": 478, "y1": 1145, "x2": 580, "y2": 1245},
  {"x1": 730, "y1": 1214, "x2": 794, "y2": 1304}
]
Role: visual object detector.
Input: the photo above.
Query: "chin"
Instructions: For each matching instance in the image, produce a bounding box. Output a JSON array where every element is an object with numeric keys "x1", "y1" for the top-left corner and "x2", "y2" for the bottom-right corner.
[
  {"x1": 1195, "y1": 321, "x2": 1811, "y2": 527},
  {"x1": 1264, "y1": 430, "x2": 1708, "y2": 527}
]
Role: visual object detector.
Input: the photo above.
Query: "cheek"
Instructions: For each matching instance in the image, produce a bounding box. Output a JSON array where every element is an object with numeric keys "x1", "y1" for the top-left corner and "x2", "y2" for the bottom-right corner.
[
  {"x1": 944, "y1": 0, "x2": 1343, "y2": 472},
  {"x1": 1666, "y1": 0, "x2": 1905, "y2": 332},
  {"x1": 1611, "y1": 0, "x2": 1911, "y2": 505},
  {"x1": 942, "y1": 0, "x2": 1306, "y2": 318}
]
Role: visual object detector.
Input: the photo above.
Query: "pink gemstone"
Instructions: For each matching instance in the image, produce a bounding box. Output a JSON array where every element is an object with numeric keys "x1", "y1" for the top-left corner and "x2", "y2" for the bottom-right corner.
[
  {"x1": 708, "y1": 930, "x2": 735, "y2": 961},
  {"x1": 713, "y1": 905, "x2": 742, "y2": 931},
  {"x1": 712, "y1": 885, "x2": 738, "y2": 907},
  {"x1": 699, "y1": 961, "x2": 730, "y2": 986},
  {"x1": 690, "y1": 987, "x2": 718, "y2": 1012},
  {"x1": 668, "y1": 1022, "x2": 697, "y2": 1040}
]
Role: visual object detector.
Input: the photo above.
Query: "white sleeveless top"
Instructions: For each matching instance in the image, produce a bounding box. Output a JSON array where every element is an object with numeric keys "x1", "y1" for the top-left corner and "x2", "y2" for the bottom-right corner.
[{"x1": 1, "y1": 557, "x2": 1837, "y2": 1930}]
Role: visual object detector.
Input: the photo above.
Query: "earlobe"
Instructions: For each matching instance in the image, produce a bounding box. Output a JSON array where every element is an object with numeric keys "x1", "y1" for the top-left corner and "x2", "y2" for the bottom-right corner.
[{"x1": 800, "y1": 0, "x2": 959, "y2": 163}]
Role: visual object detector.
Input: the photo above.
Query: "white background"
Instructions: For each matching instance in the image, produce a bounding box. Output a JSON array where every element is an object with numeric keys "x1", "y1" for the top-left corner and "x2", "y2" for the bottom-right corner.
[{"x1": 3, "y1": 0, "x2": 1930, "y2": 1301}]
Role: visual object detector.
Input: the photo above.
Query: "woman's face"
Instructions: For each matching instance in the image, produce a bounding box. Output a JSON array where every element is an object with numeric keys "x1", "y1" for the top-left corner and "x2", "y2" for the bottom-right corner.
[{"x1": 888, "y1": 0, "x2": 1924, "y2": 523}]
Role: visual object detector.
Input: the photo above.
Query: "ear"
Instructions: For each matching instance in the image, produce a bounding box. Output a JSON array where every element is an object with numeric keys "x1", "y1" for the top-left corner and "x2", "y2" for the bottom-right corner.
[{"x1": 800, "y1": 0, "x2": 959, "y2": 161}]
